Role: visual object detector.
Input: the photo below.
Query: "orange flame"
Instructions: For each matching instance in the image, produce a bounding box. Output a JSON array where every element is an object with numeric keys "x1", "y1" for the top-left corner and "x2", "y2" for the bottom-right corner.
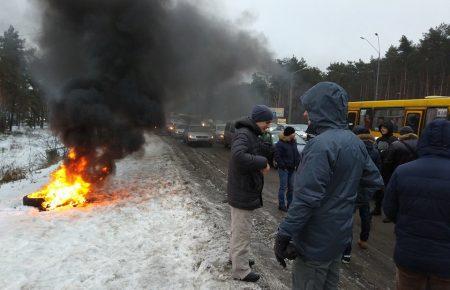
[{"x1": 27, "y1": 149, "x2": 92, "y2": 210}]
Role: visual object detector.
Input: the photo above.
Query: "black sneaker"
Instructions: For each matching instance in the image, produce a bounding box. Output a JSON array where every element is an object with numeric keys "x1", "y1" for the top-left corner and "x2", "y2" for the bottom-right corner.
[
  {"x1": 341, "y1": 255, "x2": 351, "y2": 264},
  {"x1": 241, "y1": 272, "x2": 260, "y2": 282}
]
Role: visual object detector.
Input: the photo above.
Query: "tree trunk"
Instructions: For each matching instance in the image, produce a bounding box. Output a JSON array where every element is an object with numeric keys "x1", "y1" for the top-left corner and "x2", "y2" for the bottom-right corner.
[{"x1": 8, "y1": 112, "x2": 13, "y2": 132}]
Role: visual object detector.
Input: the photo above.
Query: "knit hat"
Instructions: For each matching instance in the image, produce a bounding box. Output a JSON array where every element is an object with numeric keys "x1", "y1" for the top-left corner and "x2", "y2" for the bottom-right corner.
[
  {"x1": 399, "y1": 126, "x2": 414, "y2": 135},
  {"x1": 251, "y1": 105, "x2": 274, "y2": 122},
  {"x1": 283, "y1": 126, "x2": 295, "y2": 136}
]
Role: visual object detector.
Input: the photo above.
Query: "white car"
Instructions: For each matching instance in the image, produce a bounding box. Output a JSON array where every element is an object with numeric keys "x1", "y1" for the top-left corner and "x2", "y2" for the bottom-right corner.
[{"x1": 184, "y1": 125, "x2": 214, "y2": 146}]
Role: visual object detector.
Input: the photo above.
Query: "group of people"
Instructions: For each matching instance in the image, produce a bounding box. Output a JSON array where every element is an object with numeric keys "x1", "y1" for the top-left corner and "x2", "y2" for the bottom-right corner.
[{"x1": 226, "y1": 81, "x2": 450, "y2": 289}]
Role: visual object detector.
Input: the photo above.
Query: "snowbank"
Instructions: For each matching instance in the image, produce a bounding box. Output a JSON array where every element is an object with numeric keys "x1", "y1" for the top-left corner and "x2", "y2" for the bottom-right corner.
[
  {"x1": 0, "y1": 127, "x2": 62, "y2": 181},
  {"x1": 0, "y1": 134, "x2": 249, "y2": 289}
]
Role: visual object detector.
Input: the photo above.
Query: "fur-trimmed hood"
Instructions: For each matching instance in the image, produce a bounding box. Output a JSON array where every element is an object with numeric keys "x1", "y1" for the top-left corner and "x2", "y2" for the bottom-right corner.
[
  {"x1": 358, "y1": 133, "x2": 375, "y2": 142},
  {"x1": 398, "y1": 133, "x2": 418, "y2": 141}
]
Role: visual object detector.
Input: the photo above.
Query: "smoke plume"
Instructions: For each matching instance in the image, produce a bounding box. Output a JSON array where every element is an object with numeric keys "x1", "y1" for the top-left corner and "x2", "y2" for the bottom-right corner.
[{"x1": 35, "y1": 0, "x2": 271, "y2": 179}]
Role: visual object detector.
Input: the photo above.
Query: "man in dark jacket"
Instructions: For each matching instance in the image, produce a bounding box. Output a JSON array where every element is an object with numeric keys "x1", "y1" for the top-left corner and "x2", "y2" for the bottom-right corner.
[
  {"x1": 273, "y1": 82, "x2": 384, "y2": 289},
  {"x1": 385, "y1": 126, "x2": 418, "y2": 177},
  {"x1": 372, "y1": 122, "x2": 398, "y2": 216},
  {"x1": 342, "y1": 126, "x2": 382, "y2": 263},
  {"x1": 227, "y1": 105, "x2": 273, "y2": 282},
  {"x1": 274, "y1": 126, "x2": 301, "y2": 212},
  {"x1": 383, "y1": 119, "x2": 450, "y2": 289}
]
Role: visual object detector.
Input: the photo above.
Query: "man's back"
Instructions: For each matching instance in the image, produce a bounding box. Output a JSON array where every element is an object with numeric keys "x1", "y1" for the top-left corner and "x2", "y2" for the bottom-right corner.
[
  {"x1": 278, "y1": 82, "x2": 383, "y2": 262},
  {"x1": 384, "y1": 119, "x2": 450, "y2": 279},
  {"x1": 289, "y1": 128, "x2": 377, "y2": 260}
]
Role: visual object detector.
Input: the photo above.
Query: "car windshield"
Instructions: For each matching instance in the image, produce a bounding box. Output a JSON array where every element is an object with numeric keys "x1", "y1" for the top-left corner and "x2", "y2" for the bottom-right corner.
[
  {"x1": 189, "y1": 126, "x2": 211, "y2": 132},
  {"x1": 176, "y1": 124, "x2": 187, "y2": 129},
  {"x1": 216, "y1": 125, "x2": 225, "y2": 130}
]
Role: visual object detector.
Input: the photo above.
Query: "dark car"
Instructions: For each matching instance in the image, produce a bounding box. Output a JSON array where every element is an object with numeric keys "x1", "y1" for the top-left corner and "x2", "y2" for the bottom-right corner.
[
  {"x1": 184, "y1": 124, "x2": 214, "y2": 146},
  {"x1": 224, "y1": 121, "x2": 236, "y2": 148}
]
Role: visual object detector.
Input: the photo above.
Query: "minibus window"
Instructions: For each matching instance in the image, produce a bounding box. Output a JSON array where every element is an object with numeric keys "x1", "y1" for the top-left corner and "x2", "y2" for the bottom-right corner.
[
  {"x1": 372, "y1": 108, "x2": 404, "y2": 132},
  {"x1": 359, "y1": 109, "x2": 373, "y2": 130},
  {"x1": 426, "y1": 108, "x2": 448, "y2": 125}
]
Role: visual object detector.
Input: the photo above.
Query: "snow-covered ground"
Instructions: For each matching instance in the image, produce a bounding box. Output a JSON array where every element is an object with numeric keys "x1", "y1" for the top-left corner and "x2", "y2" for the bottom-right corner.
[
  {"x1": 0, "y1": 133, "x2": 254, "y2": 289},
  {"x1": 0, "y1": 126, "x2": 62, "y2": 181}
]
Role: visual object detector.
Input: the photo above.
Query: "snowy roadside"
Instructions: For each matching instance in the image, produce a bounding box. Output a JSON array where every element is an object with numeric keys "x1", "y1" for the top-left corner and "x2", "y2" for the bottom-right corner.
[
  {"x1": 0, "y1": 127, "x2": 62, "y2": 182},
  {"x1": 0, "y1": 133, "x2": 258, "y2": 289}
]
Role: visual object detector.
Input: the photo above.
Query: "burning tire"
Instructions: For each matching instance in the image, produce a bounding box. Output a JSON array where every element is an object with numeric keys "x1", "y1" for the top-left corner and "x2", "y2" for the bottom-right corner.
[{"x1": 23, "y1": 196, "x2": 46, "y2": 211}]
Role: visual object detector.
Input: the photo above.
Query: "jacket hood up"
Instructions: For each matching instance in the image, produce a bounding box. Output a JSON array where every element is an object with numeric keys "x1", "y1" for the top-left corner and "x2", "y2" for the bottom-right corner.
[{"x1": 417, "y1": 119, "x2": 450, "y2": 159}]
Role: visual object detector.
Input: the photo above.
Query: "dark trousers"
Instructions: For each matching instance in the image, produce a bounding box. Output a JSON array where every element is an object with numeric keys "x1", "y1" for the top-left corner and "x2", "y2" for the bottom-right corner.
[
  {"x1": 293, "y1": 255, "x2": 341, "y2": 290},
  {"x1": 374, "y1": 189, "x2": 384, "y2": 211},
  {"x1": 343, "y1": 204, "x2": 371, "y2": 256},
  {"x1": 278, "y1": 169, "x2": 294, "y2": 209},
  {"x1": 396, "y1": 266, "x2": 450, "y2": 290}
]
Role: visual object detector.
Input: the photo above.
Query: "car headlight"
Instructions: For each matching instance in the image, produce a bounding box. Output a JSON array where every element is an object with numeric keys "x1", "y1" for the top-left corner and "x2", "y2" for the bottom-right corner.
[
  {"x1": 210, "y1": 136, "x2": 214, "y2": 139},
  {"x1": 189, "y1": 135, "x2": 194, "y2": 139},
  {"x1": 220, "y1": 134, "x2": 224, "y2": 139}
]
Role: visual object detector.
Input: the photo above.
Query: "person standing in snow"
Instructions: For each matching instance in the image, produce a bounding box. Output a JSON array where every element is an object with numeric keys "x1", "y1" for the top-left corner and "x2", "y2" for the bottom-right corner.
[
  {"x1": 383, "y1": 119, "x2": 450, "y2": 290},
  {"x1": 274, "y1": 126, "x2": 301, "y2": 212},
  {"x1": 342, "y1": 125, "x2": 382, "y2": 263},
  {"x1": 227, "y1": 105, "x2": 273, "y2": 283},
  {"x1": 273, "y1": 82, "x2": 383, "y2": 289}
]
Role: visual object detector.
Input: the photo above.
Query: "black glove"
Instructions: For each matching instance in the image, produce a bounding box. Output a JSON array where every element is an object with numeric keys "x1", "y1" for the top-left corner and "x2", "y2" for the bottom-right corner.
[{"x1": 274, "y1": 233, "x2": 297, "y2": 268}]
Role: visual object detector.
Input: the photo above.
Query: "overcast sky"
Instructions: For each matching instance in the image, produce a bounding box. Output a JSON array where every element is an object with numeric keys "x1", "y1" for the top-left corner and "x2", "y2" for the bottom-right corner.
[{"x1": 1, "y1": 0, "x2": 449, "y2": 70}]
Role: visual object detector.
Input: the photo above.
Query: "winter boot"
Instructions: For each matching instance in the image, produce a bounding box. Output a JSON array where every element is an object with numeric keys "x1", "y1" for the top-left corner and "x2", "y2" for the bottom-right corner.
[{"x1": 241, "y1": 272, "x2": 260, "y2": 282}]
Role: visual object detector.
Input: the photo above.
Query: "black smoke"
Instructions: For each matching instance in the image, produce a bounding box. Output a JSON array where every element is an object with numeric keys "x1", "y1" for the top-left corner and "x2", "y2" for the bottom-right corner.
[{"x1": 35, "y1": 0, "x2": 271, "y2": 179}]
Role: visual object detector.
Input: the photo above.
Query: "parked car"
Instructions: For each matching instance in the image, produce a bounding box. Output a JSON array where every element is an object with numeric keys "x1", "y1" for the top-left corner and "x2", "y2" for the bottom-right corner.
[
  {"x1": 184, "y1": 124, "x2": 214, "y2": 146},
  {"x1": 271, "y1": 131, "x2": 307, "y2": 154},
  {"x1": 224, "y1": 121, "x2": 236, "y2": 148},
  {"x1": 215, "y1": 124, "x2": 226, "y2": 143}
]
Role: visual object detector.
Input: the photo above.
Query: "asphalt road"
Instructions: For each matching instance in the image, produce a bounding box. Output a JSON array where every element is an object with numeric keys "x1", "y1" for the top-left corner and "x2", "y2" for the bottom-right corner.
[{"x1": 162, "y1": 135, "x2": 396, "y2": 289}]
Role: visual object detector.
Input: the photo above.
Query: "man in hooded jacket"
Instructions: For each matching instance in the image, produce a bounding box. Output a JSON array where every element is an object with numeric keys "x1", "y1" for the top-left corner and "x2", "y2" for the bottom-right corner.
[
  {"x1": 383, "y1": 119, "x2": 450, "y2": 289},
  {"x1": 273, "y1": 82, "x2": 384, "y2": 289}
]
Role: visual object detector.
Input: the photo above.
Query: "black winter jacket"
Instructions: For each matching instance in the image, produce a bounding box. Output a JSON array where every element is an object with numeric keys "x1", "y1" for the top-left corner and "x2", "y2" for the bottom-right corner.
[
  {"x1": 383, "y1": 119, "x2": 450, "y2": 279},
  {"x1": 227, "y1": 117, "x2": 269, "y2": 210},
  {"x1": 384, "y1": 133, "x2": 418, "y2": 178},
  {"x1": 376, "y1": 124, "x2": 398, "y2": 184}
]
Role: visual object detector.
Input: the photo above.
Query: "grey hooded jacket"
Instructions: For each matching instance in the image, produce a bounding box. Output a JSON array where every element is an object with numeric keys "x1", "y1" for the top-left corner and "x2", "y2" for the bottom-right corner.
[{"x1": 278, "y1": 82, "x2": 383, "y2": 261}]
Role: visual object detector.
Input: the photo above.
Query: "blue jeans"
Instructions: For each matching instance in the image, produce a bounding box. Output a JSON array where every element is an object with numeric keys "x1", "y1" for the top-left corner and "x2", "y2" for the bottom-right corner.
[
  {"x1": 278, "y1": 169, "x2": 294, "y2": 209},
  {"x1": 343, "y1": 203, "x2": 372, "y2": 256}
]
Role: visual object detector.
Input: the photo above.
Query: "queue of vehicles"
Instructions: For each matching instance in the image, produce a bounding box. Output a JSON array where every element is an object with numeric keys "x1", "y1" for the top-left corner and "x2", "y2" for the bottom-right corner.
[{"x1": 167, "y1": 119, "x2": 308, "y2": 151}]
